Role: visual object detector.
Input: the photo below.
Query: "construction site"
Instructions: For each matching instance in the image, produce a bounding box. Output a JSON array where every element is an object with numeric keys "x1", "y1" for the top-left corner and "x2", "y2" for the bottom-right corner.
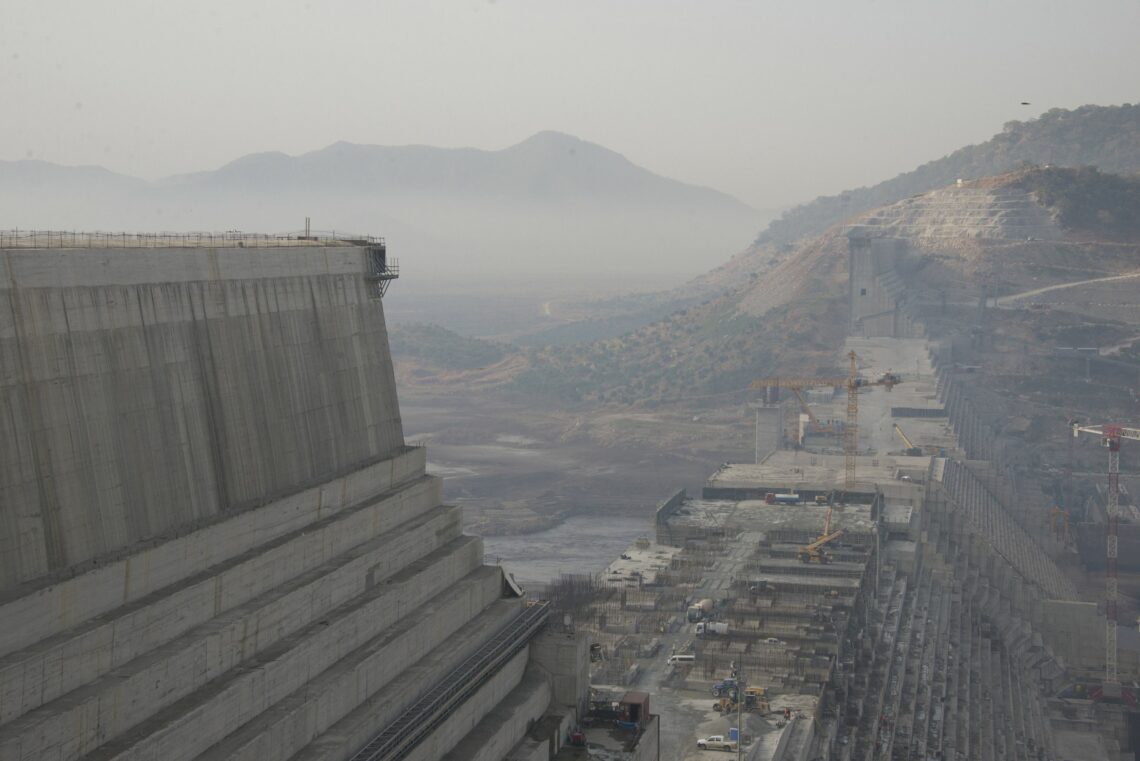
[
  {"x1": 544, "y1": 331, "x2": 1136, "y2": 760},
  {"x1": 4, "y1": 170, "x2": 1140, "y2": 761},
  {"x1": 541, "y1": 194, "x2": 1140, "y2": 761}
]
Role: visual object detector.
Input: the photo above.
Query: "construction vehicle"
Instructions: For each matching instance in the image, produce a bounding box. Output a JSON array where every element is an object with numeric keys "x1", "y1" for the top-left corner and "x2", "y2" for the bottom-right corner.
[
  {"x1": 893, "y1": 423, "x2": 924, "y2": 456},
  {"x1": 743, "y1": 688, "x2": 769, "y2": 713},
  {"x1": 712, "y1": 690, "x2": 770, "y2": 714},
  {"x1": 893, "y1": 423, "x2": 942, "y2": 456},
  {"x1": 695, "y1": 621, "x2": 729, "y2": 635},
  {"x1": 712, "y1": 696, "x2": 736, "y2": 713},
  {"x1": 687, "y1": 598, "x2": 715, "y2": 622},
  {"x1": 751, "y1": 351, "x2": 902, "y2": 488},
  {"x1": 799, "y1": 506, "x2": 844, "y2": 563},
  {"x1": 711, "y1": 677, "x2": 739, "y2": 697}
]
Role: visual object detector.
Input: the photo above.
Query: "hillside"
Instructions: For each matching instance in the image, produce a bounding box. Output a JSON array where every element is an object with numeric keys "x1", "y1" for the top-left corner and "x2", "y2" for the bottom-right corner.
[
  {"x1": 761, "y1": 103, "x2": 1140, "y2": 246},
  {"x1": 394, "y1": 166, "x2": 1140, "y2": 407},
  {"x1": 491, "y1": 104, "x2": 1140, "y2": 350}
]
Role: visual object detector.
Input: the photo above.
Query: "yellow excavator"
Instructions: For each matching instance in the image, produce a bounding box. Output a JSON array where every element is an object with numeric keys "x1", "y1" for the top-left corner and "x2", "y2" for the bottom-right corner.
[{"x1": 799, "y1": 507, "x2": 844, "y2": 564}]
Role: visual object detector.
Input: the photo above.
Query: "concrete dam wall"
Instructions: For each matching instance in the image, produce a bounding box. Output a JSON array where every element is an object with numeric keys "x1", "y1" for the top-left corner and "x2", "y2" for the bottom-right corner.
[
  {"x1": 0, "y1": 245, "x2": 404, "y2": 588},
  {"x1": 0, "y1": 239, "x2": 581, "y2": 761}
]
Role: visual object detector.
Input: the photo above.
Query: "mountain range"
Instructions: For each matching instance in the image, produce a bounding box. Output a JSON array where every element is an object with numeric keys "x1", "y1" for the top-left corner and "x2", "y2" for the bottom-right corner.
[{"x1": 0, "y1": 132, "x2": 765, "y2": 278}]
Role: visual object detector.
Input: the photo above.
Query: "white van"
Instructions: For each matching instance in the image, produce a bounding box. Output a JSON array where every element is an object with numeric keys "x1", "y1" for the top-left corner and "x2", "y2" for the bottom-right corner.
[{"x1": 667, "y1": 653, "x2": 696, "y2": 666}]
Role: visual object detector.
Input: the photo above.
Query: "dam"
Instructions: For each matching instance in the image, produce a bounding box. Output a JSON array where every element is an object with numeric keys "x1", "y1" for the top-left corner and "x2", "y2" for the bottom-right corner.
[{"x1": 0, "y1": 232, "x2": 595, "y2": 761}]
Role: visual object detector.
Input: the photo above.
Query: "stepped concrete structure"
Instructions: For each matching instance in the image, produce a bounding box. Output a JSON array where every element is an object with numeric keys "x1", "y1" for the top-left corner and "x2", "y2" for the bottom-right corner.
[{"x1": 0, "y1": 233, "x2": 588, "y2": 761}]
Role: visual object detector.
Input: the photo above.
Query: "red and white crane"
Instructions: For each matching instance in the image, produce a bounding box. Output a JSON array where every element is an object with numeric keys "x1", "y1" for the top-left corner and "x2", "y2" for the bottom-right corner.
[{"x1": 1071, "y1": 421, "x2": 1140, "y2": 697}]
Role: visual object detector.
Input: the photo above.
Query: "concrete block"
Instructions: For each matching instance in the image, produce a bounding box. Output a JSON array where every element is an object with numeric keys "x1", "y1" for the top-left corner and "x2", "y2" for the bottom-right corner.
[
  {"x1": 0, "y1": 475, "x2": 441, "y2": 724},
  {"x1": 530, "y1": 630, "x2": 590, "y2": 711},
  {"x1": 439, "y1": 667, "x2": 553, "y2": 761},
  {"x1": 84, "y1": 536, "x2": 484, "y2": 761},
  {"x1": 204, "y1": 575, "x2": 515, "y2": 761},
  {"x1": 1, "y1": 534, "x2": 482, "y2": 761},
  {"x1": 0, "y1": 447, "x2": 428, "y2": 658}
]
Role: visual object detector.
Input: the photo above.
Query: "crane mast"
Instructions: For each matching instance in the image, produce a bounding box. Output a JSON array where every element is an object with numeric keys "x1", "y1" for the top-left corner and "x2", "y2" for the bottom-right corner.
[
  {"x1": 1071, "y1": 421, "x2": 1140, "y2": 697},
  {"x1": 845, "y1": 351, "x2": 859, "y2": 487},
  {"x1": 751, "y1": 351, "x2": 900, "y2": 489}
]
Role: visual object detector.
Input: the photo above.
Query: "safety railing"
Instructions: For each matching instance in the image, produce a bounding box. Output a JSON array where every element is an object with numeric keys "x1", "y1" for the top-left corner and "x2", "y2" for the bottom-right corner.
[{"x1": 0, "y1": 229, "x2": 383, "y2": 249}]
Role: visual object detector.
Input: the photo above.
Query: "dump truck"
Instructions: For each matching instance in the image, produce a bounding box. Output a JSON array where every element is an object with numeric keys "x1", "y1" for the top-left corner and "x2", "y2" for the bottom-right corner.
[
  {"x1": 695, "y1": 621, "x2": 729, "y2": 635},
  {"x1": 686, "y1": 598, "x2": 715, "y2": 622}
]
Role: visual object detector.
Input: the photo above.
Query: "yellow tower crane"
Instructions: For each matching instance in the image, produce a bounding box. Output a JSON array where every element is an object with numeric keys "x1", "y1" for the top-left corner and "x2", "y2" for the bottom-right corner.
[{"x1": 751, "y1": 351, "x2": 901, "y2": 488}]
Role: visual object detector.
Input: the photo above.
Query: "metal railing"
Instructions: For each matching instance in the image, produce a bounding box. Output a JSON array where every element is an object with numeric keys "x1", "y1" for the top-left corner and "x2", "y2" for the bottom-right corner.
[
  {"x1": 0, "y1": 229, "x2": 383, "y2": 249},
  {"x1": 349, "y1": 600, "x2": 550, "y2": 761}
]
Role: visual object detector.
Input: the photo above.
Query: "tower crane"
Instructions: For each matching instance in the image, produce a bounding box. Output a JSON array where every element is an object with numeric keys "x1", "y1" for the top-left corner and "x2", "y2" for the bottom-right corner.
[
  {"x1": 1070, "y1": 420, "x2": 1140, "y2": 698},
  {"x1": 751, "y1": 351, "x2": 901, "y2": 488}
]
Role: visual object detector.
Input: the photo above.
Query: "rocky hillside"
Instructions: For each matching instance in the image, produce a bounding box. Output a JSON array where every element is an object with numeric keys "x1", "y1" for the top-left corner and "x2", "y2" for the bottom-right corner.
[
  {"x1": 399, "y1": 167, "x2": 1140, "y2": 406},
  {"x1": 761, "y1": 103, "x2": 1140, "y2": 246}
]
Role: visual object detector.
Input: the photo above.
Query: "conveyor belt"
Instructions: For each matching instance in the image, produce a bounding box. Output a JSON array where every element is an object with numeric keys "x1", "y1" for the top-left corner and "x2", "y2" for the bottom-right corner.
[{"x1": 348, "y1": 600, "x2": 550, "y2": 761}]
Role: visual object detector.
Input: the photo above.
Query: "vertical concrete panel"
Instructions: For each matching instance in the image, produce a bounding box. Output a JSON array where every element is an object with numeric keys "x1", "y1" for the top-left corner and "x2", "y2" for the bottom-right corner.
[{"x1": 0, "y1": 246, "x2": 406, "y2": 590}]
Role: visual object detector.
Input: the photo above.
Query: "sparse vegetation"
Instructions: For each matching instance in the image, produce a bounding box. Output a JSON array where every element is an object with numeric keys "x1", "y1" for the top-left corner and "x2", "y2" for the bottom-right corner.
[
  {"x1": 762, "y1": 103, "x2": 1140, "y2": 245},
  {"x1": 388, "y1": 323, "x2": 508, "y2": 370},
  {"x1": 1016, "y1": 166, "x2": 1140, "y2": 238}
]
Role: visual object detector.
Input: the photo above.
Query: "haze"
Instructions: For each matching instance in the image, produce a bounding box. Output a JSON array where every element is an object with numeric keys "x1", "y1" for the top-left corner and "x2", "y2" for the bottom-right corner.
[{"x1": 4, "y1": 0, "x2": 1139, "y2": 211}]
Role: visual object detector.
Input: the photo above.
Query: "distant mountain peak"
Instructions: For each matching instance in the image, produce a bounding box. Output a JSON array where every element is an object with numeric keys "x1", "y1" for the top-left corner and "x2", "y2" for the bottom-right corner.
[
  {"x1": 511, "y1": 130, "x2": 586, "y2": 147},
  {"x1": 503, "y1": 131, "x2": 619, "y2": 159}
]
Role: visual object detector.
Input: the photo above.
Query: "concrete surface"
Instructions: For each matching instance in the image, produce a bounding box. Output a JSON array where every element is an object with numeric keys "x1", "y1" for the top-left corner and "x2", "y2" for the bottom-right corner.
[
  {"x1": 1, "y1": 245, "x2": 404, "y2": 588},
  {"x1": 0, "y1": 241, "x2": 582, "y2": 761}
]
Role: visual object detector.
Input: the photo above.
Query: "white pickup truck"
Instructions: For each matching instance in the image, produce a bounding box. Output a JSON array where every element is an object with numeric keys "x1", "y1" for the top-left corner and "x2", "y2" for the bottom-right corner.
[{"x1": 697, "y1": 734, "x2": 738, "y2": 751}]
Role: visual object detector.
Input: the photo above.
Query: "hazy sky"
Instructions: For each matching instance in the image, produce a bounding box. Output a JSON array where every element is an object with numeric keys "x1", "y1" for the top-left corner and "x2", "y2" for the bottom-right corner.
[{"x1": 3, "y1": 0, "x2": 1139, "y2": 210}]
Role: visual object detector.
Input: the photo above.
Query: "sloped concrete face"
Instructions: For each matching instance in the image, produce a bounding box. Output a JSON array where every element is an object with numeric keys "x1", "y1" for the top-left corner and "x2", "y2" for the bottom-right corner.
[
  {"x1": 0, "y1": 246, "x2": 405, "y2": 588},
  {"x1": 0, "y1": 241, "x2": 565, "y2": 761}
]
